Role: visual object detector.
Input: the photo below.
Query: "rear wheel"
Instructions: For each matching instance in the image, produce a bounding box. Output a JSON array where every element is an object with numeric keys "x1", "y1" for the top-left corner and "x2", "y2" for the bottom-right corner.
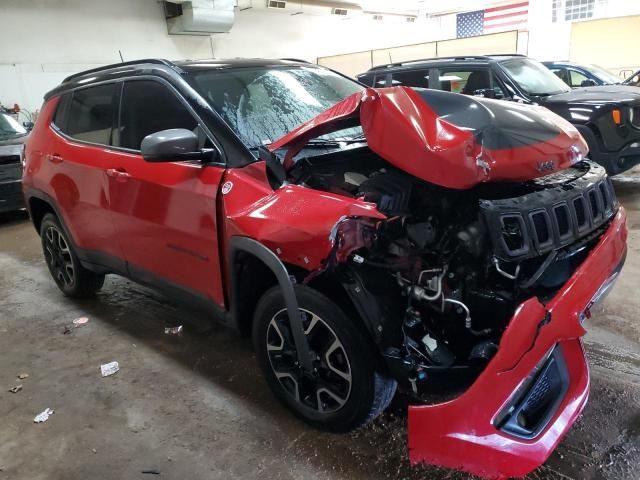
[
  {"x1": 40, "y1": 213, "x2": 105, "y2": 297},
  {"x1": 253, "y1": 284, "x2": 396, "y2": 432}
]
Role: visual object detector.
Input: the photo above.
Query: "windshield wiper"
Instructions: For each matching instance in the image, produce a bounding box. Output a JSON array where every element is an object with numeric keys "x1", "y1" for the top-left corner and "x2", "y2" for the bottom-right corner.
[{"x1": 305, "y1": 139, "x2": 342, "y2": 147}]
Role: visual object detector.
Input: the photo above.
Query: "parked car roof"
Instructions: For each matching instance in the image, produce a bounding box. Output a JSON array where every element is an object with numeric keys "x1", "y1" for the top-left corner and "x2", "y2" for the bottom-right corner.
[
  {"x1": 47, "y1": 58, "x2": 317, "y2": 100},
  {"x1": 362, "y1": 54, "x2": 527, "y2": 73}
]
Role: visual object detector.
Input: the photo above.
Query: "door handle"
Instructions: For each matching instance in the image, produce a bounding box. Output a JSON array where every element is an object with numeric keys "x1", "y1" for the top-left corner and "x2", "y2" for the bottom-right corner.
[
  {"x1": 106, "y1": 168, "x2": 131, "y2": 181},
  {"x1": 48, "y1": 153, "x2": 64, "y2": 164}
]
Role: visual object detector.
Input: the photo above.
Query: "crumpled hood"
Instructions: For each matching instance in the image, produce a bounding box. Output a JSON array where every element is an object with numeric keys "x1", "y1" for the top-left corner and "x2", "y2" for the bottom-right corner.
[{"x1": 269, "y1": 86, "x2": 587, "y2": 190}]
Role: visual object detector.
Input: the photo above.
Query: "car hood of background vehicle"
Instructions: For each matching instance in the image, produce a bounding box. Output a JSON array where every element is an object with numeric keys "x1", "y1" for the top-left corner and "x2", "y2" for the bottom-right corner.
[
  {"x1": 269, "y1": 86, "x2": 587, "y2": 190},
  {"x1": 541, "y1": 85, "x2": 640, "y2": 105},
  {"x1": 0, "y1": 135, "x2": 27, "y2": 148}
]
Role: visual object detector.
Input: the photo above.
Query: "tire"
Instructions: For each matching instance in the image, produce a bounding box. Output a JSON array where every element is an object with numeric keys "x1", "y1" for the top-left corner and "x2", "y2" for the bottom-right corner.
[
  {"x1": 253, "y1": 284, "x2": 396, "y2": 432},
  {"x1": 40, "y1": 213, "x2": 105, "y2": 297}
]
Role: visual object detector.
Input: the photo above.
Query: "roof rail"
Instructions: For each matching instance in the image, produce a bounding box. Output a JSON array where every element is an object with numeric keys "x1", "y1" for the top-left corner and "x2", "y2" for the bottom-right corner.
[
  {"x1": 367, "y1": 53, "x2": 527, "y2": 72},
  {"x1": 62, "y1": 59, "x2": 176, "y2": 83},
  {"x1": 279, "y1": 58, "x2": 311, "y2": 63},
  {"x1": 367, "y1": 55, "x2": 490, "y2": 71},
  {"x1": 484, "y1": 53, "x2": 527, "y2": 58}
]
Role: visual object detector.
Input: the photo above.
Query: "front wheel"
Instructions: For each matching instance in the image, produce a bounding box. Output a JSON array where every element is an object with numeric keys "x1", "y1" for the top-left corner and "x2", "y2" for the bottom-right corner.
[{"x1": 253, "y1": 284, "x2": 396, "y2": 432}]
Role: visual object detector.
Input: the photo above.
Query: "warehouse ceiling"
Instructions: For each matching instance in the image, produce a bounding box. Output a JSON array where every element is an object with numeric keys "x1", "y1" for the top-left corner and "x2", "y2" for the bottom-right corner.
[{"x1": 237, "y1": 1, "x2": 515, "y2": 18}]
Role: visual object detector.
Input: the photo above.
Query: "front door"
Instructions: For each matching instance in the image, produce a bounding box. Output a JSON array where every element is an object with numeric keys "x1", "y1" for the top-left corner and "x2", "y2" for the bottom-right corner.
[{"x1": 108, "y1": 79, "x2": 226, "y2": 305}]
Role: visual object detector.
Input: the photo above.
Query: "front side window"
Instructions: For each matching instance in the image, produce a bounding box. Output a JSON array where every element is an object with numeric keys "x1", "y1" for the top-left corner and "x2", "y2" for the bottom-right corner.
[
  {"x1": 586, "y1": 65, "x2": 621, "y2": 85},
  {"x1": 569, "y1": 69, "x2": 590, "y2": 88},
  {"x1": 437, "y1": 69, "x2": 506, "y2": 99},
  {"x1": 118, "y1": 80, "x2": 199, "y2": 150},
  {"x1": 189, "y1": 66, "x2": 363, "y2": 150},
  {"x1": 501, "y1": 58, "x2": 571, "y2": 96},
  {"x1": 64, "y1": 83, "x2": 116, "y2": 145}
]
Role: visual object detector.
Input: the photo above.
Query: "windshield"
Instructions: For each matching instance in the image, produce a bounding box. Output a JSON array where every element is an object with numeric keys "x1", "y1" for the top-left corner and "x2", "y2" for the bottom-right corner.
[
  {"x1": 501, "y1": 58, "x2": 571, "y2": 96},
  {"x1": 587, "y1": 64, "x2": 622, "y2": 84},
  {"x1": 189, "y1": 66, "x2": 364, "y2": 150},
  {"x1": 0, "y1": 113, "x2": 27, "y2": 140}
]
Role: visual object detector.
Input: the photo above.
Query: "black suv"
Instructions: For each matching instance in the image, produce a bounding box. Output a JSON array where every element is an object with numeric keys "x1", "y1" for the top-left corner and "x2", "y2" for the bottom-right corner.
[
  {"x1": 0, "y1": 108, "x2": 27, "y2": 213},
  {"x1": 358, "y1": 54, "x2": 640, "y2": 175}
]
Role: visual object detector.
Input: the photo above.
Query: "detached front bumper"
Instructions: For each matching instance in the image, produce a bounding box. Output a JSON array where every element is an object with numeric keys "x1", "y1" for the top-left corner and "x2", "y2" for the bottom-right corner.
[{"x1": 408, "y1": 208, "x2": 628, "y2": 479}]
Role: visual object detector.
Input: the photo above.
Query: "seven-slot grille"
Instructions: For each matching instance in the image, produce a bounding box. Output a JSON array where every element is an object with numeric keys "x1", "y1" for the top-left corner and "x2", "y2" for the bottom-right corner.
[
  {"x1": 632, "y1": 106, "x2": 640, "y2": 129},
  {"x1": 481, "y1": 163, "x2": 617, "y2": 260}
]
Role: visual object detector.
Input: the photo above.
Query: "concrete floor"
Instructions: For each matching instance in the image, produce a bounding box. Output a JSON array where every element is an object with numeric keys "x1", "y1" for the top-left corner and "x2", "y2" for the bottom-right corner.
[{"x1": 1, "y1": 173, "x2": 639, "y2": 480}]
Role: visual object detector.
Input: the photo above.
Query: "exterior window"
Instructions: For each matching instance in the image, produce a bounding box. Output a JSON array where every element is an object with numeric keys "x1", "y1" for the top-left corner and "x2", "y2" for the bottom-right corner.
[
  {"x1": 569, "y1": 69, "x2": 590, "y2": 87},
  {"x1": 552, "y1": 0, "x2": 561, "y2": 22},
  {"x1": 64, "y1": 84, "x2": 116, "y2": 145},
  {"x1": 190, "y1": 66, "x2": 363, "y2": 149},
  {"x1": 118, "y1": 80, "x2": 198, "y2": 151},
  {"x1": 550, "y1": 68, "x2": 570, "y2": 85},
  {"x1": 437, "y1": 69, "x2": 506, "y2": 98},
  {"x1": 52, "y1": 93, "x2": 71, "y2": 131},
  {"x1": 553, "y1": 0, "x2": 597, "y2": 22},
  {"x1": 391, "y1": 70, "x2": 429, "y2": 88},
  {"x1": 374, "y1": 76, "x2": 388, "y2": 87},
  {"x1": 565, "y1": 0, "x2": 595, "y2": 20}
]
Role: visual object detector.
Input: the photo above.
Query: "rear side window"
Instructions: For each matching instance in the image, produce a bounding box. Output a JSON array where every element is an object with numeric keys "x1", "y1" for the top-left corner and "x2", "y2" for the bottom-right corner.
[
  {"x1": 550, "y1": 68, "x2": 570, "y2": 86},
  {"x1": 118, "y1": 80, "x2": 198, "y2": 151},
  {"x1": 391, "y1": 69, "x2": 429, "y2": 88},
  {"x1": 64, "y1": 84, "x2": 116, "y2": 145},
  {"x1": 52, "y1": 93, "x2": 71, "y2": 130}
]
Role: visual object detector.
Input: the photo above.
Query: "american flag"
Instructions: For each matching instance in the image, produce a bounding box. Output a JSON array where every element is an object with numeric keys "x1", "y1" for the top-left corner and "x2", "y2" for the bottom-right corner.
[{"x1": 456, "y1": 1, "x2": 529, "y2": 38}]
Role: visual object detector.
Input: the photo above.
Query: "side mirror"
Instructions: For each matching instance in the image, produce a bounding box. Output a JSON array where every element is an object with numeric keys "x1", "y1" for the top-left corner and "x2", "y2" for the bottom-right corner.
[
  {"x1": 580, "y1": 79, "x2": 597, "y2": 87},
  {"x1": 23, "y1": 121, "x2": 34, "y2": 132},
  {"x1": 259, "y1": 145, "x2": 286, "y2": 188},
  {"x1": 141, "y1": 128, "x2": 218, "y2": 163},
  {"x1": 473, "y1": 88, "x2": 496, "y2": 99}
]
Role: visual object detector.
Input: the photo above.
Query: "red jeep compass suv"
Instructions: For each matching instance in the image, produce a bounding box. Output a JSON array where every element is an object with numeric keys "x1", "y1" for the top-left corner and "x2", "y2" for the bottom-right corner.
[{"x1": 23, "y1": 59, "x2": 627, "y2": 478}]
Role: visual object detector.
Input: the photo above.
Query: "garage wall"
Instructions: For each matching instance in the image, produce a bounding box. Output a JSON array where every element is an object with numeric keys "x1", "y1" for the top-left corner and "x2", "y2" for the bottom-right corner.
[
  {"x1": 0, "y1": 0, "x2": 214, "y2": 115},
  {"x1": 569, "y1": 15, "x2": 640, "y2": 74},
  {"x1": 317, "y1": 30, "x2": 520, "y2": 77},
  {"x1": 211, "y1": 8, "x2": 456, "y2": 65}
]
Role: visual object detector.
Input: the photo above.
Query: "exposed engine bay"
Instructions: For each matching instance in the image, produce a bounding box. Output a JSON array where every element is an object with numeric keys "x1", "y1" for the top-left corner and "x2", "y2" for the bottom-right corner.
[{"x1": 289, "y1": 146, "x2": 618, "y2": 394}]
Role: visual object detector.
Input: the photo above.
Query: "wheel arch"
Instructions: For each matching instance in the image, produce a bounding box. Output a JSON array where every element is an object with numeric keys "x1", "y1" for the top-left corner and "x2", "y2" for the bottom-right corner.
[
  {"x1": 27, "y1": 195, "x2": 57, "y2": 235},
  {"x1": 228, "y1": 238, "x2": 387, "y2": 367},
  {"x1": 228, "y1": 237, "x2": 304, "y2": 337}
]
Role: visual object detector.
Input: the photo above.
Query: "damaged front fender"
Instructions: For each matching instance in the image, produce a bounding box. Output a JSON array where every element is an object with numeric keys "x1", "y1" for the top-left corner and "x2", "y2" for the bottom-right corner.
[{"x1": 221, "y1": 163, "x2": 385, "y2": 272}]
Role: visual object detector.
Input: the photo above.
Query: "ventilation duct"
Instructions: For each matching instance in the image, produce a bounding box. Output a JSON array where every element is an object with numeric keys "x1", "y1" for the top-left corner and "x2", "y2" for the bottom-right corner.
[{"x1": 165, "y1": 0, "x2": 235, "y2": 35}]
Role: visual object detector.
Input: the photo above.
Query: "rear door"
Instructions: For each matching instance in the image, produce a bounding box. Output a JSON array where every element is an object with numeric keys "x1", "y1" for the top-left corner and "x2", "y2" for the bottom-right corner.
[
  {"x1": 47, "y1": 84, "x2": 124, "y2": 268},
  {"x1": 108, "y1": 79, "x2": 226, "y2": 305},
  {"x1": 389, "y1": 68, "x2": 430, "y2": 88}
]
